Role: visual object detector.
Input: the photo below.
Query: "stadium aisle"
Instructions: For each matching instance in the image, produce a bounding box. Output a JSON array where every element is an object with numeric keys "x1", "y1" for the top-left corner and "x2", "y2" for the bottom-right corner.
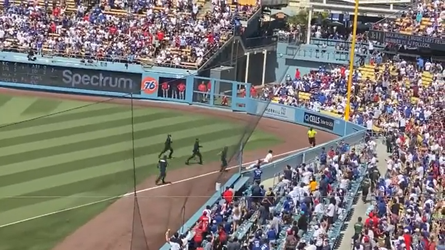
[
  {"x1": 261, "y1": 178, "x2": 276, "y2": 189},
  {"x1": 338, "y1": 140, "x2": 388, "y2": 249}
]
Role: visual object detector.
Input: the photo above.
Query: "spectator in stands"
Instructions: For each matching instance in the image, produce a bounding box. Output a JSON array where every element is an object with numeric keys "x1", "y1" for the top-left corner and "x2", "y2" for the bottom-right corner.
[{"x1": 0, "y1": 0, "x2": 259, "y2": 69}]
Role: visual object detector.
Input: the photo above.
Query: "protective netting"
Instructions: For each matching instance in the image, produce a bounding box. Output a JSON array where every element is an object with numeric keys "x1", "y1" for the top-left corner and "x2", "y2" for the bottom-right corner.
[
  {"x1": 132, "y1": 87, "x2": 273, "y2": 249},
  {"x1": 0, "y1": 88, "x2": 271, "y2": 249}
]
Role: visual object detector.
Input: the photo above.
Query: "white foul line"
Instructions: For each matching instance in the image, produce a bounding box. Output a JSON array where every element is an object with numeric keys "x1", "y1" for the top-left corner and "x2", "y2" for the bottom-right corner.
[{"x1": 0, "y1": 147, "x2": 308, "y2": 229}]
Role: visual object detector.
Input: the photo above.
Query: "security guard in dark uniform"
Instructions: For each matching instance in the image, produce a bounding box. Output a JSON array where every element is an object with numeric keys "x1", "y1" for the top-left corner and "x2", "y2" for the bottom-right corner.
[
  {"x1": 155, "y1": 155, "x2": 170, "y2": 185},
  {"x1": 185, "y1": 138, "x2": 202, "y2": 165},
  {"x1": 361, "y1": 177, "x2": 370, "y2": 203},
  {"x1": 219, "y1": 146, "x2": 228, "y2": 172},
  {"x1": 158, "y1": 134, "x2": 174, "y2": 158}
]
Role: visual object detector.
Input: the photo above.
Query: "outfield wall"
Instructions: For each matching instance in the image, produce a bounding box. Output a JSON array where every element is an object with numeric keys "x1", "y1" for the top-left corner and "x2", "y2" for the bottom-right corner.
[{"x1": 0, "y1": 53, "x2": 366, "y2": 248}]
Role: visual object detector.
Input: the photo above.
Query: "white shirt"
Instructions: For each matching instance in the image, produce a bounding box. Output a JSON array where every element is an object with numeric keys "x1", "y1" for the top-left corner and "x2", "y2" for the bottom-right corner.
[
  {"x1": 302, "y1": 171, "x2": 312, "y2": 185},
  {"x1": 366, "y1": 119, "x2": 373, "y2": 130},
  {"x1": 264, "y1": 153, "x2": 273, "y2": 163},
  {"x1": 168, "y1": 240, "x2": 181, "y2": 250},
  {"x1": 314, "y1": 203, "x2": 324, "y2": 214},
  {"x1": 326, "y1": 203, "x2": 335, "y2": 217}
]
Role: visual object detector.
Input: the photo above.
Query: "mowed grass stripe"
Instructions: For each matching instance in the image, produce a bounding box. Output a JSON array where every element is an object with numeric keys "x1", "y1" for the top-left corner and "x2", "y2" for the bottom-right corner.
[
  {"x1": 0, "y1": 134, "x2": 243, "y2": 212},
  {"x1": 0, "y1": 123, "x2": 237, "y2": 181},
  {"x1": 0, "y1": 97, "x2": 40, "y2": 125},
  {"x1": 0, "y1": 114, "x2": 198, "y2": 156},
  {"x1": 0, "y1": 192, "x2": 108, "y2": 225},
  {"x1": 0, "y1": 117, "x2": 228, "y2": 166},
  {"x1": 0, "y1": 106, "x2": 131, "y2": 131},
  {"x1": 0, "y1": 95, "x2": 12, "y2": 108},
  {"x1": 20, "y1": 98, "x2": 62, "y2": 116},
  {"x1": 0, "y1": 107, "x2": 164, "y2": 139},
  {"x1": 0, "y1": 111, "x2": 179, "y2": 149}
]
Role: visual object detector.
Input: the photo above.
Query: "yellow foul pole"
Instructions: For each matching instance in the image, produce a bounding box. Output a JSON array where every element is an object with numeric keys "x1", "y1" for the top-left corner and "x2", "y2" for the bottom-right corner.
[{"x1": 344, "y1": 0, "x2": 359, "y2": 121}]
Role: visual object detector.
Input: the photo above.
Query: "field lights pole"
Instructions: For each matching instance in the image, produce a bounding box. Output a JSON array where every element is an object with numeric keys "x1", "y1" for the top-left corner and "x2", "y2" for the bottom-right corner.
[{"x1": 344, "y1": 0, "x2": 359, "y2": 121}]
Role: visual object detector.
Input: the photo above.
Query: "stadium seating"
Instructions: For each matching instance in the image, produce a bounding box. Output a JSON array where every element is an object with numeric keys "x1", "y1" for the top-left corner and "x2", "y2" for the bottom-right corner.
[{"x1": 0, "y1": 0, "x2": 259, "y2": 69}]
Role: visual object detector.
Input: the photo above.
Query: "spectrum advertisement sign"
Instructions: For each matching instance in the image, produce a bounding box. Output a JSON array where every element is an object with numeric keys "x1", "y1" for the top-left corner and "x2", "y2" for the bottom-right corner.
[{"x1": 0, "y1": 61, "x2": 142, "y2": 94}]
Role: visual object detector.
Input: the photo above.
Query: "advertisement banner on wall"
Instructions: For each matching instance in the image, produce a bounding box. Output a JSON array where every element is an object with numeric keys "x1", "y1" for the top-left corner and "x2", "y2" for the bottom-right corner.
[
  {"x1": 256, "y1": 102, "x2": 295, "y2": 122},
  {"x1": 303, "y1": 112, "x2": 335, "y2": 130},
  {"x1": 0, "y1": 61, "x2": 142, "y2": 94}
]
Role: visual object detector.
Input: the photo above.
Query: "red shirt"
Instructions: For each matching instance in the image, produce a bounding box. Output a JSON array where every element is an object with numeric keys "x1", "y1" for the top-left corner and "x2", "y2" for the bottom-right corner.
[
  {"x1": 403, "y1": 234, "x2": 412, "y2": 250},
  {"x1": 178, "y1": 83, "x2": 186, "y2": 92},
  {"x1": 222, "y1": 189, "x2": 233, "y2": 203},
  {"x1": 250, "y1": 87, "x2": 256, "y2": 97},
  {"x1": 194, "y1": 228, "x2": 203, "y2": 243},
  {"x1": 208, "y1": 34, "x2": 214, "y2": 44},
  {"x1": 207, "y1": 82, "x2": 211, "y2": 91},
  {"x1": 295, "y1": 69, "x2": 300, "y2": 79},
  {"x1": 218, "y1": 229, "x2": 227, "y2": 242},
  {"x1": 157, "y1": 31, "x2": 164, "y2": 41},
  {"x1": 109, "y1": 26, "x2": 117, "y2": 35},
  {"x1": 162, "y1": 82, "x2": 169, "y2": 90},
  {"x1": 198, "y1": 83, "x2": 207, "y2": 92},
  {"x1": 52, "y1": 7, "x2": 60, "y2": 17},
  {"x1": 50, "y1": 23, "x2": 56, "y2": 33},
  {"x1": 199, "y1": 215, "x2": 209, "y2": 230}
]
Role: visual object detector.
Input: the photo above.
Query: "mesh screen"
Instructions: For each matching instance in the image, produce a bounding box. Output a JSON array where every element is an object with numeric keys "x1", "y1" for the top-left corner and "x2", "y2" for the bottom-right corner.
[{"x1": 0, "y1": 89, "x2": 271, "y2": 250}]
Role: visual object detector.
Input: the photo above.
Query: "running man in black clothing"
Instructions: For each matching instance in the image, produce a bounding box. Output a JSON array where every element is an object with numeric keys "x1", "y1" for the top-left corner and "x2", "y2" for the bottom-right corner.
[
  {"x1": 218, "y1": 146, "x2": 228, "y2": 172},
  {"x1": 158, "y1": 134, "x2": 173, "y2": 159},
  {"x1": 155, "y1": 155, "x2": 171, "y2": 185},
  {"x1": 185, "y1": 138, "x2": 202, "y2": 165}
]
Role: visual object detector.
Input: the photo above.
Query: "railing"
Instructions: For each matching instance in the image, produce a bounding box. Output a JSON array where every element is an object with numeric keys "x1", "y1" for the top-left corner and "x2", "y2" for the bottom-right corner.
[
  {"x1": 261, "y1": 0, "x2": 289, "y2": 7},
  {"x1": 276, "y1": 32, "x2": 304, "y2": 45},
  {"x1": 243, "y1": 35, "x2": 278, "y2": 50},
  {"x1": 310, "y1": 37, "x2": 386, "y2": 49}
]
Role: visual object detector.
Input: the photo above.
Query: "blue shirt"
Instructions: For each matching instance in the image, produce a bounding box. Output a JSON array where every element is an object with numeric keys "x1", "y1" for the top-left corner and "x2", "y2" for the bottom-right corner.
[
  {"x1": 252, "y1": 239, "x2": 261, "y2": 250},
  {"x1": 253, "y1": 169, "x2": 262, "y2": 180},
  {"x1": 266, "y1": 229, "x2": 277, "y2": 241}
]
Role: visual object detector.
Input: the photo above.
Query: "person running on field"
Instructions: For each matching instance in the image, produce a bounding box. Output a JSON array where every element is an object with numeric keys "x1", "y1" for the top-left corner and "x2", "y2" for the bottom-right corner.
[
  {"x1": 185, "y1": 138, "x2": 203, "y2": 165},
  {"x1": 219, "y1": 146, "x2": 228, "y2": 172},
  {"x1": 155, "y1": 155, "x2": 171, "y2": 185},
  {"x1": 158, "y1": 134, "x2": 174, "y2": 159}
]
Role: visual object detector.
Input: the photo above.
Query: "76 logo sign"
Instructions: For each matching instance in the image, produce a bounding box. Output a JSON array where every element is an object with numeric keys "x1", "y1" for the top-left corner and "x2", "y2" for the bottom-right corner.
[{"x1": 140, "y1": 77, "x2": 159, "y2": 94}]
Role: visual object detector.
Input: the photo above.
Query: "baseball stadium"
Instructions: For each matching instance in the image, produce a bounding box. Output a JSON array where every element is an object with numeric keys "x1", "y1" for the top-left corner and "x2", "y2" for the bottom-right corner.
[{"x1": 0, "y1": 0, "x2": 443, "y2": 249}]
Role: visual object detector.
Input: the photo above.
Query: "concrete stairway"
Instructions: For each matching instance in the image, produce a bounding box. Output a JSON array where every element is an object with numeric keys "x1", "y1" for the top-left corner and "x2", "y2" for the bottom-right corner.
[{"x1": 337, "y1": 139, "x2": 388, "y2": 249}]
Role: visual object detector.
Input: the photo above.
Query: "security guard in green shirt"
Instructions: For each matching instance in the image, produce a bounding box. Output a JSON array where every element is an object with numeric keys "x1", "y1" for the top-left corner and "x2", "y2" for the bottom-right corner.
[
  {"x1": 185, "y1": 138, "x2": 203, "y2": 165},
  {"x1": 352, "y1": 217, "x2": 364, "y2": 242},
  {"x1": 158, "y1": 134, "x2": 174, "y2": 159},
  {"x1": 361, "y1": 177, "x2": 370, "y2": 203},
  {"x1": 219, "y1": 146, "x2": 228, "y2": 172},
  {"x1": 155, "y1": 155, "x2": 170, "y2": 185}
]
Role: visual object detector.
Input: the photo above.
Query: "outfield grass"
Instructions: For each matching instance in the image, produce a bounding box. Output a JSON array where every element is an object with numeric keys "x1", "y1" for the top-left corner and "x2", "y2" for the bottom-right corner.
[{"x1": 0, "y1": 94, "x2": 281, "y2": 250}]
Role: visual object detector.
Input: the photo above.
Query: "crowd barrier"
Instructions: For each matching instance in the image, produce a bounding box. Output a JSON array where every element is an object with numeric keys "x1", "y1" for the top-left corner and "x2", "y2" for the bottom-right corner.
[{"x1": 0, "y1": 53, "x2": 367, "y2": 249}]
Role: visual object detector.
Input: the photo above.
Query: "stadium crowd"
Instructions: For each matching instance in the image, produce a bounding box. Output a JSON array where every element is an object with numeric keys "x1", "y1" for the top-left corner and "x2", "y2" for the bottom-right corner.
[
  {"x1": 370, "y1": 5, "x2": 445, "y2": 37},
  {"x1": 0, "y1": 0, "x2": 258, "y2": 68},
  {"x1": 166, "y1": 137, "x2": 372, "y2": 250},
  {"x1": 261, "y1": 46, "x2": 445, "y2": 249}
]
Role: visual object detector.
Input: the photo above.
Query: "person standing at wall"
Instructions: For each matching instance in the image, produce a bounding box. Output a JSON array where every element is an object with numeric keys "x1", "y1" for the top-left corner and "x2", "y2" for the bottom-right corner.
[
  {"x1": 177, "y1": 81, "x2": 186, "y2": 99},
  {"x1": 198, "y1": 82, "x2": 207, "y2": 102},
  {"x1": 161, "y1": 81, "x2": 170, "y2": 98},
  {"x1": 308, "y1": 127, "x2": 317, "y2": 147}
]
